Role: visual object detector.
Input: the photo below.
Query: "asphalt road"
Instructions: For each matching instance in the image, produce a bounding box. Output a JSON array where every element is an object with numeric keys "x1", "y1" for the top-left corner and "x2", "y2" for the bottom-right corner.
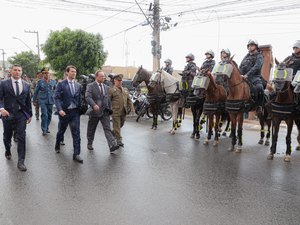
[{"x1": 1, "y1": 112, "x2": 300, "y2": 225}]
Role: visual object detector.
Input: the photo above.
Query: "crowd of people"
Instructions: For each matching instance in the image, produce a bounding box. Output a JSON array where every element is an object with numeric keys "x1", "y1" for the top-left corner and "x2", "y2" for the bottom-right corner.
[{"x1": 1, "y1": 39, "x2": 300, "y2": 172}]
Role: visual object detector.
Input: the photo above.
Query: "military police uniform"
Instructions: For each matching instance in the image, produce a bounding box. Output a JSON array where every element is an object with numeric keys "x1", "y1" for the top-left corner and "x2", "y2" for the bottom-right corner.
[
  {"x1": 200, "y1": 59, "x2": 215, "y2": 72},
  {"x1": 239, "y1": 50, "x2": 264, "y2": 109},
  {"x1": 32, "y1": 67, "x2": 57, "y2": 135},
  {"x1": 284, "y1": 54, "x2": 300, "y2": 77},
  {"x1": 109, "y1": 74, "x2": 134, "y2": 146}
]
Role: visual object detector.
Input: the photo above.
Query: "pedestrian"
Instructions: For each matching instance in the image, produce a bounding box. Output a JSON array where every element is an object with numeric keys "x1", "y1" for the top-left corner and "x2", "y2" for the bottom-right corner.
[
  {"x1": 54, "y1": 65, "x2": 83, "y2": 163},
  {"x1": 32, "y1": 67, "x2": 57, "y2": 135},
  {"x1": 0, "y1": 64, "x2": 32, "y2": 171},
  {"x1": 200, "y1": 50, "x2": 215, "y2": 72},
  {"x1": 284, "y1": 40, "x2": 300, "y2": 77},
  {"x1": 32, "y1": 71, "x2": 43, "y2": 120},
  {"x1": 239, "y1": 39, "x2": 264, "y2": 113},
  {"x1": 163, "y1": 58, "x2": 174, "y2": 75},
  {"x1": 85, "y1": 70, "x2": 120, "y2": 153},
  {"x1": 109, "y1": 74, "x2": 134, "y2": 147}
]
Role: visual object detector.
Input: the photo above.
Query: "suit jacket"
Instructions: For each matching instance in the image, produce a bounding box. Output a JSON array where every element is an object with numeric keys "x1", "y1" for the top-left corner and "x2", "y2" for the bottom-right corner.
[
  {"x1": 109, "y1": 86, "x2": 133, "y2": 117},
  {"x1": 0, "y1": 78, "x2": 32, "y2": 118},
  {"x1": 32, "y1": 78, "x2": 56, "y2": 104},
  {"x1": 54, "y1": 79, "x2": 82, "y2": 112},
  {"x1": 85, "y1": 82, "x2": 111, "y2": 117}
]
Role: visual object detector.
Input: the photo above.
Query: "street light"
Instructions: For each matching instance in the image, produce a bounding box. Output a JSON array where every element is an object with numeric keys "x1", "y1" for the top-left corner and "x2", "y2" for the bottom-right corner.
[{"x1": 12, "y1": 36, "x2": 36, "y2": 53}]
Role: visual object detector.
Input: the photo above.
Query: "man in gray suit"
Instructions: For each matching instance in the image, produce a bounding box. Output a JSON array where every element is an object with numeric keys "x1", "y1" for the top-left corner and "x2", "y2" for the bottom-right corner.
[{"x1": 85, "y1": 70, "x2": 120, "y2": 153}]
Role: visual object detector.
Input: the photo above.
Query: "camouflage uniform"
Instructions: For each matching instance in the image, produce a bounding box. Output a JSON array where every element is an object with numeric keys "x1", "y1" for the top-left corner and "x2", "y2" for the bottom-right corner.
[{"x1": 239, "y1": 51, "x2": 264, "y2": 107}]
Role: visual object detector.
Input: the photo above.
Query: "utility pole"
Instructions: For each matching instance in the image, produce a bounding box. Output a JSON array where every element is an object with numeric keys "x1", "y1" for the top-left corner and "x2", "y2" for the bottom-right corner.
[
  {"x1": 24, "y1": 30, "x2": 40, "y2": 61},
  {"x1": 151, "y1": 0, "x2": 160, "y2": 71},
  {"x1": 0, "y1": 49, "x2": 5, "y2": 71}
]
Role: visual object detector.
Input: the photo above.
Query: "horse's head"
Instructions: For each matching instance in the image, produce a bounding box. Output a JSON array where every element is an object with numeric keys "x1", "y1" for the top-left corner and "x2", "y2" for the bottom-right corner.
[
  {"x1": 132, "y1": 66, "x2": 151, "y2": 87},
  {"x1": 148, "y1": 70, "x2": 161, "y2": 88},
  {"x1": 191, "y1": 69, "x2": 211, "y2": 99},
  {"x1": 273, "y1": 58, "x2": 293, "y2": 92}
]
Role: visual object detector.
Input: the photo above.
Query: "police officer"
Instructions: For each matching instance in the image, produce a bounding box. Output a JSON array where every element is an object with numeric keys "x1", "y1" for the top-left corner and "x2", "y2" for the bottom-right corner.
[
  {"x1": 163, "y1": 58, "x2": 174, "y2": 75},
  {"x1": 200, "y1": 50, "x2": 215, "y2": 72},
  {"x1": 220, "y1": 48, "x2": 231, "y2": 63},
  {"x1": 239, "y1": 39, "x2": 264, "y2": 113},
  {"x1": 32, "y1": 71, "x2": 43, "y2": 120},
  {"x1": 283, "y1": 40, "x2": 300, "y2": 77},
  {"x1": 32, "y1": 67, "x2": 57, "y2": 135},
  {"x1": 109, "y1": 74, "x2": 134, "y2": 147},
  {"x1": 183, "y1": 53, "x2": 197, "y2": 79}
]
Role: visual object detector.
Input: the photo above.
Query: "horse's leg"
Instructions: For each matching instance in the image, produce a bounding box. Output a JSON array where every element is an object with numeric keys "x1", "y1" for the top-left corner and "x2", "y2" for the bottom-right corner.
[
  {"x1": 204, "y1": 113, "x2": 213, "y2": 145},
  {"x1": 228, "y1": 113, "x2": 237, "y2": 152},
  {"x1": 223, "y1": 115, "x2": 231, "y2": 137},
  {"x1": 235, "y1": 112, "x2": 244, "y2": 153},
  {"x1": 195, "y1": 105, "x2": 203, "y2": 139},
  {"x1": 258, "y1": 113, "x2": 265, "y2": 145},
  {"x1": 265, "y1": 118, "x2": 271, "y2": 146},
  {"x1": 199, "y1": 113, "x2": 206, "y2": 131},
  {"x1": 151, "y1": 104, "x2": 158, "y2": 130},
  {"x1": 284, "y1": 119, "x2": 294, "y2": 162},
  {"x1": 295, "y1": 118, "x2": 300, "y2": 151},
  {"x1": 213, "y1": 113, "x2": 221, "y2": 146},
  {"x1": 268, "y1": 118, "x2": 280, "y2": 160},
  {"x1": 190, "y1": 105, "x2": 196, "y2": 138},
  {"x1": 169, "y1": 102, "x2": 179, "y2": 135}
]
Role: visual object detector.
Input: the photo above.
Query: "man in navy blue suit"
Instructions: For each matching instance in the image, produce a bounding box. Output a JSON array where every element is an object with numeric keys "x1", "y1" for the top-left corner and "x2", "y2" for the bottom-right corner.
[
  {"x1": 54, "y1": 65, "x2": 83, "y2": 163},
  {"x1": 0, "y1": 64, "x2": 32, "y2": 171}
]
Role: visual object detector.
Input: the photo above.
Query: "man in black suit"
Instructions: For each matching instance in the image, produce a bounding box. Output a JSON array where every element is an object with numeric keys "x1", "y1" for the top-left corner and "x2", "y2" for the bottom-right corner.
[
  {"x1": 0, "y1": 64, "x2": 32, "y2": 171},
  {"x1": 54, "y1": 65, "x2": 83, "y2": 163},
  {"x1": 85, "y1": 70, "x2": 119, "y2": 153}
]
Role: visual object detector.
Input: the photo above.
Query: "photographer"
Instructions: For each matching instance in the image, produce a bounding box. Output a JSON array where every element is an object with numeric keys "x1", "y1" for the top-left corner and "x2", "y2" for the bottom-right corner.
[{"x1": 85, "y1": 70, "x2": 119, "y2": 153}]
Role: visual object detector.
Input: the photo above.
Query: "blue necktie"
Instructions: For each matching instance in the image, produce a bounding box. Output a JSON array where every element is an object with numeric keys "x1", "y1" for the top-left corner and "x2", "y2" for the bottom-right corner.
[
  {"x1": 70, "y1": 82, "x2": 75, "y2": 96},
  {"x1": 15, "y1": 81, "x2": 20, "y2": 96}
]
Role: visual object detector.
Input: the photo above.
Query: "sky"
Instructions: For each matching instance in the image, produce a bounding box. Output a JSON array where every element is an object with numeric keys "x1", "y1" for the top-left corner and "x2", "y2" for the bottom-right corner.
[{"x1": 0, "y1": 0, "x2": 300, "y2": 72}]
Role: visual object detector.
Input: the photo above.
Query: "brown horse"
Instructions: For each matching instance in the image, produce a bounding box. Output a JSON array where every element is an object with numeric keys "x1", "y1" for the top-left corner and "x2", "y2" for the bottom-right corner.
[
  {"x1": 214, "y1": 59, "x2": 251, "y2": 152},
  {"x1": 132, "y1": 66, "x2": 164, "y2": 129},
  {"x1": 194, "y1": 70, "x2": 227, "y2": 146},
  {"x1": 267, "y1": 59, "x2": 296, "y2": 162}
]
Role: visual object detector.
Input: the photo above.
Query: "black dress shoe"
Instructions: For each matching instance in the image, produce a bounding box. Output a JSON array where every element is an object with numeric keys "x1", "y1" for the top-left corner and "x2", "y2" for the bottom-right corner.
[
  {"x1": 17, "y1": 163, "x2": 27, "y2": 172},
  {"x1": 110, "y1": 145, "x2": 120, "y2": 153},
  {"x1": 55, "y1": 144, "x2": 60, "y2": 153},
  {"x1": 42, "y1": 131, "x2": 47, "y2": 136},
  {"x1": 60, "y1": 141, "x2": 65, "y2": 145},
  {"x1": 87, "y1": 145, "x2": 94, "y2": 150},
  {"x1": 46, "y1": 130, "x2": 50, "y2": 133},
  {"x1": 5, "y1": 151, "x2": 12, "y2": 160},
  {"x1": 73, "y1": 155, "x2": 83, "y2": 163}
]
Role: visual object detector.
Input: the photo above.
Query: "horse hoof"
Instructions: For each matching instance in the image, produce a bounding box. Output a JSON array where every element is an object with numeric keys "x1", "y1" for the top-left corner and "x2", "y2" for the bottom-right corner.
[
  {"x1": 264, "y1": 140, "x2": 270, "y2": 146},
  {"x1": 227, "y1": 147, "x2": 234, "y2": 152},
  {"x1": 195, "y1": 134, "x2": 200, "y2": 139},
  {"x1": 267, "y1": 153, "x2": 274, "y2": 160},
  {"x1": 284, "y1": 155, "x2": 291, "y2": 162},
  {"x1": 170, "y1": 130, "x2": 175, "y2": 135},
  {"x1": 190, "y1": 134, "x2": 195, "y2": 139},
  {"x1": 222, "y1": 132, "x2": 227, "y2": 137},
  {"x1": 203, "y1": 140, "x2": 209, "y2": 145},
  {"x1": 296, "y1": 146, "x2": 300, "y2": 151},
  {"x1": 258, "y1": 139, "x2": 264, "y2": 145},
  {"x1": 235, "y1": 148, "x2": 242, "y2": 153},
  {"x1": 213, "y1": 141, "x2": 219, "y2": 146}
]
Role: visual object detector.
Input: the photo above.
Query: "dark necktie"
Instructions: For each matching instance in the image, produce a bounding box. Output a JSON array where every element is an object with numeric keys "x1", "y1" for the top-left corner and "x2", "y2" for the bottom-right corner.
[
  {"x1": 99, "y1": 84, "x2": 104, "y2": 96},
  {"x1": 15, "y1": 81, "x2": 20, "y2": 96}
]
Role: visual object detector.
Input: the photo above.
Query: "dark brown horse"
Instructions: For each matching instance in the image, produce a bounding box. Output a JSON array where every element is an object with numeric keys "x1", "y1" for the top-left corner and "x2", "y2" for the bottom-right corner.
[
  {"x1": 132, "y1": 66, "x2": 164, "y2": 129},
  {"x1": 194, "y1": 70, "x2": 227, "y2": 146},
  {"x1": 267, "y1": 59, "x2": 296, "y2": 162}
]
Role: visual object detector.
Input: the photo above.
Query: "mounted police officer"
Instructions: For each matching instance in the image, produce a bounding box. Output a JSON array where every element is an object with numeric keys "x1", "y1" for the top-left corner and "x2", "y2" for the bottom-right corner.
[
  {"x1": 239, "y1": 39, "x2": 264, "y2": 113},
  {"x1": 284, "y1": 40, "x2": 300, "y2": 77},
  {"x1": 32, "y1": 67, "x2": 57, "y2": 135},
  {"x1": 183, "y1": 53, "x2": 197, "y2": 79},
  {"x1": 163, "y1": 58, "x2": 174, "y2": 75},
  {"x1": 200, "y1": 50, "x2": 215, "y2": 72},
  {"x1": 220, "y1": 48, "x2": 231, "y2": 63}
]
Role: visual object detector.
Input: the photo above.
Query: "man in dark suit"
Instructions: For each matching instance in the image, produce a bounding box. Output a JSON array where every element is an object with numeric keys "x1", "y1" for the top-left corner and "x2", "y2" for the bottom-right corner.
[
  {"x1": 0, "y1": 64, "x2": 32, "y2": 171},
  {"x1": 54, "y1": 65, "x2": 83, "y2": 163},
  {"x1": 85, "y1": 70, "x2": 119, "y2": 153}
]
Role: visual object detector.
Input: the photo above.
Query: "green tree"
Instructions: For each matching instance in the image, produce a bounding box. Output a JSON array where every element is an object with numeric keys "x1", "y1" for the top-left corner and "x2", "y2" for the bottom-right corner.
[
  {"x1": 8, "y1": 51, "x2": 39, "y2": 78},
  {"x1": 42, "y1": 28, "x2": 107, "y2": 79}
]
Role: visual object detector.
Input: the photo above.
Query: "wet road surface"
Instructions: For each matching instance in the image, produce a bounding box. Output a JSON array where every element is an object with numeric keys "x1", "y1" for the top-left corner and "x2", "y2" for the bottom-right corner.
[{"x1": 1, "y1": 113, "x2": 300, "y2": 225}]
